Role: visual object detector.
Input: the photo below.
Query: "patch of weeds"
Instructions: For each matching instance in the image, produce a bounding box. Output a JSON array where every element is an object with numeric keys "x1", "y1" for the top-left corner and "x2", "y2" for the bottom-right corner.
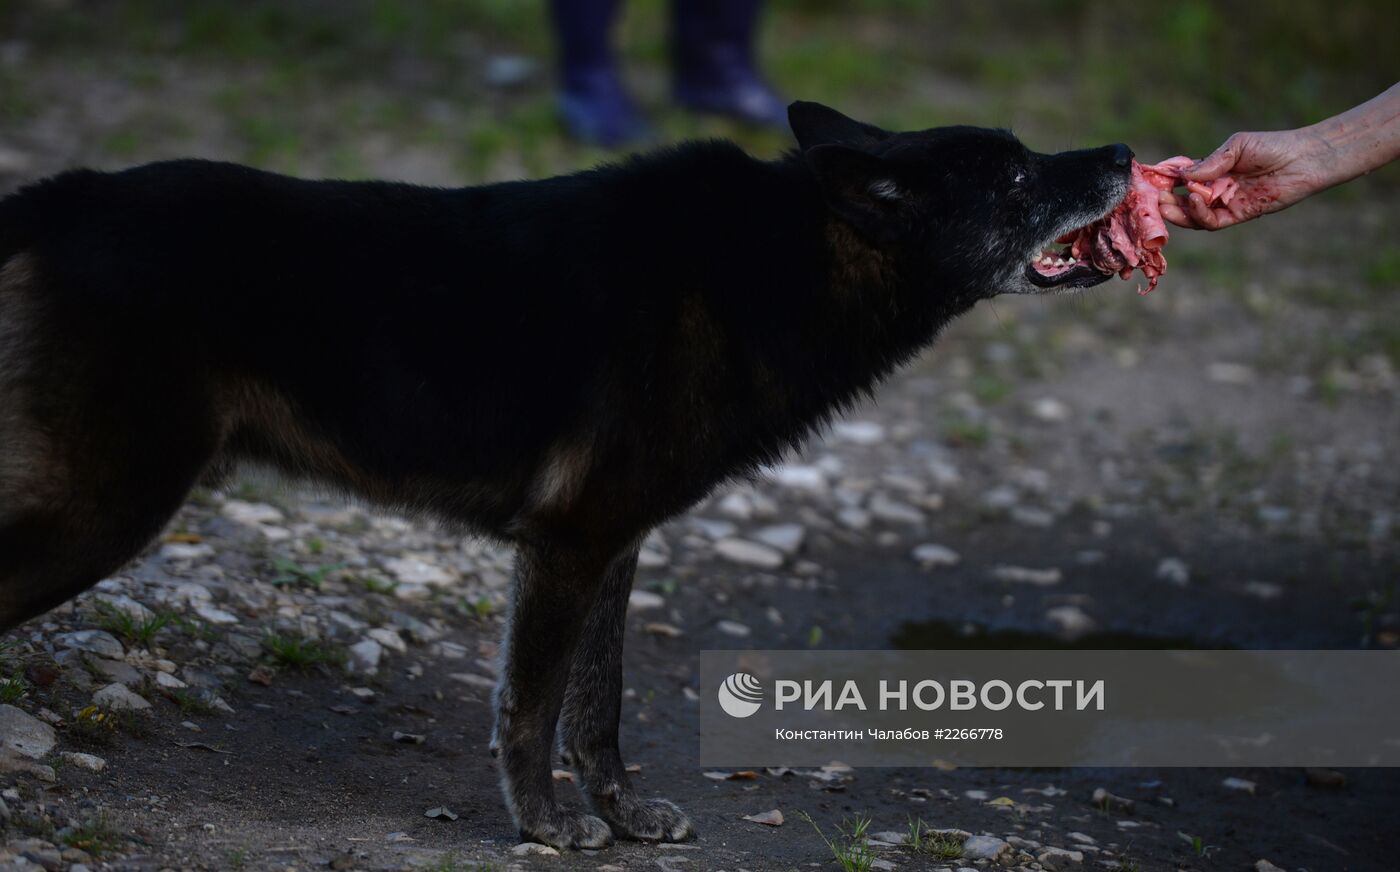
[
  {"x1": 944, "y1": 417, "x2": 991, "y2": 448},
  {"x1": 67, "y1": 706, "x2": 120, "y2": 748},
  {"x1": 1178, "y1": 831, "x2": 1217, "y2": 858},
  {"x1": 227, "y1": 848, "x2": 249, "y2": 869},
  {"x1": 61, "y1": 814, "x2": 123, "y2": 858},
  {"x1": 800, "y1": 811, "x2": 875, "y2": 872},
  {"x1": 807, "y1": 626, "x2": 823, "y2": 648},
  {"x1": 93, "y1": 602, "x2": 177, "y2": 646},
  {"x1": 270, "y1": 557, "x2": 346, "y2": 590},
  {"x1": 907, "y1": 818, "x2": 963, "y2": 860},
  {"x1": 263, "y1": 633, "x2": 344, "y2": 671},
  {"x1": 971, "y1": 373, "x2": 1011, "y2": 404},
  {"x1": 356, "y1": 574, "x2": 399, "y2": 595},
  {"x1": 178, "y1": 617, "x2": 221, "y2": 643},
  {"x1": 1366, "y1": 246, "x2": 1400, "y2": 287},
  {"x1": 0, "y1": 669, "x2": 29, "y2": 703},
  {"x1": 169, "y1": 688, "x2": 220, "y2": 716},
  {"x1": 1113, "y1": 860, "x2": 1141, "y2": 872},
  {"x1": 465, "y1": 596, "x2": 495, "y2": 619}
]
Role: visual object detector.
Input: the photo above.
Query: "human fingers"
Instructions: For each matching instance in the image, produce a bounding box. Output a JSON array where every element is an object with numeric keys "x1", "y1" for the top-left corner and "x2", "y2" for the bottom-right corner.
[
  {"x1": 1186, "y1": 192, "x2": 1238, "y2": 231},
  {"x1": 1160, "y1": 202, "x2": 1199, "y2": 228},
  {"x1": 1180, "y1": 134, "x2": 1243, "y2": 181}
]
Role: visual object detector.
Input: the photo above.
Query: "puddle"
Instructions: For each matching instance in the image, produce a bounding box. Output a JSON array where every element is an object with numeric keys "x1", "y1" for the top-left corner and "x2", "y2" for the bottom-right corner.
[{"x1": 891, "y1": 618, "x2": 1223, "y2": 650}]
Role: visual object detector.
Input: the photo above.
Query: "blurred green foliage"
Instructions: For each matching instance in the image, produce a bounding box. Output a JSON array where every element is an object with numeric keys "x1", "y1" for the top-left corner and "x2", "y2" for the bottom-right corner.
[{"x1": 3, "y1": 0, "x2": 1394, "y2": 159}]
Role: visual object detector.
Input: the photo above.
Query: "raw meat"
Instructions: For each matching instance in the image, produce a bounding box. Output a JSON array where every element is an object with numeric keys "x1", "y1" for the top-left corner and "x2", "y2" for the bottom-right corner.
[{"x1": 1059, "y1": 157, "x2": 1238, "y2": 293}]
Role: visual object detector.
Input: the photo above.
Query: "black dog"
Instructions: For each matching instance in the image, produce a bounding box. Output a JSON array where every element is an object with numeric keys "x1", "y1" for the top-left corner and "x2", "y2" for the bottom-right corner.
[{"x1": 0, "y1": 102, "x2": 1129, "y2": 848}]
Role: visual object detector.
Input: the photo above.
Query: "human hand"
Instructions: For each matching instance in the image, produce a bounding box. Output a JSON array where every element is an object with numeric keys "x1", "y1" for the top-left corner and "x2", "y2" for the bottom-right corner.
[{"x1": 1158, "y1": 129, "x2": 1336, "y2": 230}]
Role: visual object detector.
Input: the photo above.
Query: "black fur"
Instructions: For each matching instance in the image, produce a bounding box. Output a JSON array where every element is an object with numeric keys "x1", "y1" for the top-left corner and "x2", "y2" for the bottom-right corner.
[{"x1": 0, "y1": 102, "x2": 1130, "y2": 847}]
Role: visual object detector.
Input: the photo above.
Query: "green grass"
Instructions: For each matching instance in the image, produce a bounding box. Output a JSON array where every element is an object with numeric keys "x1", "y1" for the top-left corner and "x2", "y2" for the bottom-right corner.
[
  {"x1": 61, "y1": 815, "x2": 124, "y2": 858},
  {"x1": 93, "y1": 602, "x2": 178, "y2": 646},
  {"x1": 944, "y1": 417, "x2": 991, "y2": 448},
  {"x1": 907, "y1": 819, "x2": 963, "y2": 860},
  {"x1": 0, "y1": 669, "x2": 29, "y2": 703},
  {"x1": 168, "y1": 688, "x2": 221, "y2": 716},
  {"x1": 1367, "y1": 247, "x2": 1400, "y2": 287},
  {"x1": 800, "y1": 812, "x2": 876, "y2": 872},
  {"x1": 262, "y1": 632, "x2": 344, "y2": 671},
  {"x1": 356, "y1": 574, "x2": 400, "y2": 595},
  {"x1": 270, "y1": 557, "x2": 347, "y2": 590}
]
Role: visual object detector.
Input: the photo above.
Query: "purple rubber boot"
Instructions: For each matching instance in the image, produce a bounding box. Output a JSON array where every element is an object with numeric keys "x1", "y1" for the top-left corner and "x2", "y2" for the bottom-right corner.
[
  {"x1": 549, "y1": 0, "x2": 652, "y2": 147},
  {"x1": 672, "y1": 0, "x2": 788, "y2": 127}
]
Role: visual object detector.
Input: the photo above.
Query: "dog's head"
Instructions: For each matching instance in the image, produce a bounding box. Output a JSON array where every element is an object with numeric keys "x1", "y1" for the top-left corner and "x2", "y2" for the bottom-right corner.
[{"x1": 789, "y1": 101, "x2": 1131, "y2": 298}]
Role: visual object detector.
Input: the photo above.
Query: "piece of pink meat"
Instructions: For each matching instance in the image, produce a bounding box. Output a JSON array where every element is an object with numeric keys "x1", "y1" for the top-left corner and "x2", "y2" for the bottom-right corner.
[{"x1": 1059, "y1": 156, "x2": 1237, "y2": 294}]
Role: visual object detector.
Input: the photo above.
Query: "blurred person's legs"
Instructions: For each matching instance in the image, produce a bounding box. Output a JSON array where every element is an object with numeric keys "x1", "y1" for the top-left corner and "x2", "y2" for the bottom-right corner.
[
  {"x1": 549, "y1": 0, "x2": 651, "y2": 147},
  {"x1": 672, "y1": 0, "x2": 786, "y2": 127}
]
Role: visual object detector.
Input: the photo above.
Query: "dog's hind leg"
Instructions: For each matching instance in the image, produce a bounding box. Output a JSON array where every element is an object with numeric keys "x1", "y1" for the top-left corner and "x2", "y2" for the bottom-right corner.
[
  {"x1": 493, "y1": 541, "x2": 620, "y2": 849},
  {"x1": 557, "y1": 544, "x2": 694, "y2": 841},
  {"x1": 0, "y1": 254, "x2": 221, "y2": 628}
]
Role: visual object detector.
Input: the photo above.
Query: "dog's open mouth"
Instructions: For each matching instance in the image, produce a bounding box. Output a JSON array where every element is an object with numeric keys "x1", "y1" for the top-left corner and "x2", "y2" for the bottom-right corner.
[{"x1": 1024, "y1": 240, "x2": 1112, "y2": 289}]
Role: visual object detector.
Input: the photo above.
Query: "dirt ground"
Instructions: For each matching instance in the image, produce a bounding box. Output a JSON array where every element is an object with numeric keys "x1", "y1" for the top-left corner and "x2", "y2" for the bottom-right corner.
[{"x1": 2, "y1": 3, "x2": 1398, "y2": 871}]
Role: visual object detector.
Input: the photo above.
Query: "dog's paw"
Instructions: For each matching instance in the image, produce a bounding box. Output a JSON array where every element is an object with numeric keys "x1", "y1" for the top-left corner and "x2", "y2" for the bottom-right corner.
[
  {"x1": 520, "y1": 811, "x2": 614, "y2": 850},
  {"x1": 603, "y1": 797, "x2": 694, "y2": 842}
]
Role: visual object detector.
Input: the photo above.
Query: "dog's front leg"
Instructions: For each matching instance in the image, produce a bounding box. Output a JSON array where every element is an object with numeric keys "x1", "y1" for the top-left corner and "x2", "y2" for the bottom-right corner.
[
  {"x1": 558, "y1": 545, "x2": 695, "y2": 841},
  {"x1": 493, "y1": 542, "x2": 615, "y2": 849}
]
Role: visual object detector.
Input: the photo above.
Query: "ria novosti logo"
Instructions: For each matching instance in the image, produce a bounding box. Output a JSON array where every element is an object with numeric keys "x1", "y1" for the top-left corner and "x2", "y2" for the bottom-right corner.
[{"x1": 717, "y1": 672, "x2": 764, "y2": 718}]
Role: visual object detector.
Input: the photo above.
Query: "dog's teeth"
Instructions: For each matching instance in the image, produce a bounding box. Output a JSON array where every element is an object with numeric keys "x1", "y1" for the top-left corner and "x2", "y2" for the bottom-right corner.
[
  {"x1": 1040, "y1": 256, "x2": 1053, "y2": 266},
  {"x1": 1054, "y1": 258, "x2": 1066, "y2": 266},
  {"x1": 1067, "y1": 256, "x2": 1077, "y2": 264}
]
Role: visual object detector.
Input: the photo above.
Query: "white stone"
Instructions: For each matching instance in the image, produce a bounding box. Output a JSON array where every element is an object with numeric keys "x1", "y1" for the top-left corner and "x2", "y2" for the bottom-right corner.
[
  {"x1": 155, "y1": 672, "x2": 187, "y2": 690},
  {"x1": 1046, "y1": 605, "x2": 1096, "y2": 640},
  {"x1": 628, "y1": 590, "x2": 665, "y2": 611},
  {"x1": 347, "y1": 639, "x2": 383, "y2": 676},
  {"x1": 512, "y1": 843, "x2": 560, "y2": 857},
  {"x1": 1029, "y1": 397, "x2": 1069, "y2": 422},
  {"x1": 911, "y1": 544, "x2": 960, "y2": 569},
  {"x1": 221, "y1": 499, "x2": 285, "y2": 526},
  {"x1": 992, "y1": 565, "x2": 1062, "y2": 586},
  {"x1": 837, "y1": 507, "x2": 871, "y2": 530},
  {"x1": 383, "y1": 555, "x2": 456, "y2": 586},
  {"x1": 831, "y1": 420, "x2": 885, "y2": 445},
  {"x1": 160, "y1": 542, "x2": 215, "y2": 561},
  {"x1": 194, "y1": 604, "x2": 239, "y2": 625},
  {"x1": 0, "y1": 705, "x2": 57, "y2": 759},
  {"x1": 1156, "y1": 557, "x2": 1190, "y2": 586},
  {"x1": 716, "y1": 492, "x2": 754, "y2": 520},
  {"x1": 58, "y1": 752, "x2": 106, "y2": 773},
  {"x1": 637, "y1": 547, "x2": 669, "y2": 569},
  {"x1": 55, "y1": 630, "x2": 125, "y2": 659},
  {"x1": 93, "y1": 594, "x2": 154, "y2": 621},
  {"x1": 367, "y1": 627, "x2": 408, "y2": 654},
  {"x1": 714, "y1": 538, "x2": 784, "y2": 569},
  {"x1": 92, "y1": 683, "x2": 151, "y2": 712},
  {"x1": 868, "y1": 494, "x2": 924, "y2": 525},
  {"x1": 1222, "y1": 776, "x2": 1256, "y2": 794},
  {"x1": 716, "y1": 620, "x2": 751, "y2": 638},
  {"x1": 1036, "y1": 846, "x2": 1084, "y2": 869},
  {"x1": 767, "y1": 464, "x2": 827, "y2": 493},
  {"x1": 692, "y1": 519, "x2": 738, "y2": 540},
  {"x1": 753, "y1": 524, "x2": 805, "y2": 556},
  {"x1": 961, "y1": 835, "x2": 1009, "y2": 860}
]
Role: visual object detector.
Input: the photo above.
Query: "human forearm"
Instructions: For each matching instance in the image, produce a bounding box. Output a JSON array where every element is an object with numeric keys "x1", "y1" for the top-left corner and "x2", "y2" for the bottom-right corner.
[{"x1": 1308, "y1": 81, "x2": 1400, "y2": 189}]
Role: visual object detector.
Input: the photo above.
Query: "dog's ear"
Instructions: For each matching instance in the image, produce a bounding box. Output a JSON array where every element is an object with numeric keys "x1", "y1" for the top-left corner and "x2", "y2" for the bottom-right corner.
[
  {"x1": 788, "y1": 101, "x2": 891, "y2": 151},
  {"x1": 804, "y1": 143, "x2": 909, "y2": 241}
]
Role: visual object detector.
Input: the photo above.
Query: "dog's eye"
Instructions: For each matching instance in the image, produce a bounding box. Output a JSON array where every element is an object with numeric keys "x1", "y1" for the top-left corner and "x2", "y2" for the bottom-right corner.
[{"x1": 1013, "y1": 171, "x2": 1027, "y2": 185}]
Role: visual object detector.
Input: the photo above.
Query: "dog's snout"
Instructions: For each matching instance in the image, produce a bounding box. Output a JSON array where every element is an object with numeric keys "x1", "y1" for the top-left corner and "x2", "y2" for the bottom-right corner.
[{"x1": 1108, "y1": 143, "x2": 1133, "y2": 168}]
